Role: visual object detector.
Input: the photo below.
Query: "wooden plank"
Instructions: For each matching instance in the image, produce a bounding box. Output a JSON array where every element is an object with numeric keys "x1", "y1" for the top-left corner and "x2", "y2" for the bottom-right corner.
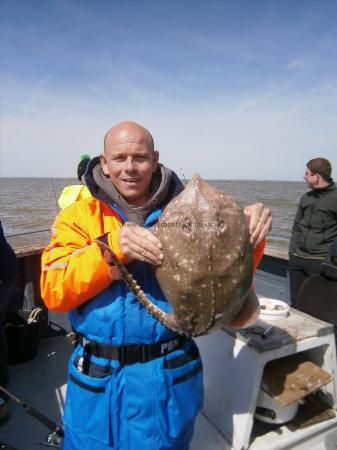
[
  {"x1": 264, "y1": 246, "x2": 288, "y2": 261},
  {"x1": 261, "y1": 353, "x2": 332, "y2": 407},
  {"x1": 15, "y1": 243, "x2": 45, "y2": 258}
]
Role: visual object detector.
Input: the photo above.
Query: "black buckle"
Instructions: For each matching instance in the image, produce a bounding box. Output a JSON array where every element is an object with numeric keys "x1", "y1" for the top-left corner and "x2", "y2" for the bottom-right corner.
[{"x1": 118, "y1": 344, "x2": 149, "y2": 365}]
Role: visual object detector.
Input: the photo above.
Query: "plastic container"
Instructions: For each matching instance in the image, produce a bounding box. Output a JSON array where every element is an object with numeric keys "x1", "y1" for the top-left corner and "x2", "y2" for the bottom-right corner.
[
  {"x1": 255, "y1": 389, "x2": 299, "y2": 424},
  {"x1": 258, "y1": 297, "x2": 289, "y2": 321}
]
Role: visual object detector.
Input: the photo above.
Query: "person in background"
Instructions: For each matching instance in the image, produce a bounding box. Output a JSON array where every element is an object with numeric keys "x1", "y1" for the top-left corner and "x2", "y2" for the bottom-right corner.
[
  {"x1": 288, "y1": 158, "x2": 337, "y2": 305},
  {"x1": 41, "y1": 121, "x2": 272, "y2": 450},
  {"x1": 0, "y1": 221, "x2": 17, "y2": 424},
  {"x1": 58, "y1": 154, "x2": 92, "y2": 210},
  {"x1": 295, "y1": 237, "x2": 337, "y2": 341},
  {"x1": 77, "y1": 153, "x2": 91, "y2": 183}
]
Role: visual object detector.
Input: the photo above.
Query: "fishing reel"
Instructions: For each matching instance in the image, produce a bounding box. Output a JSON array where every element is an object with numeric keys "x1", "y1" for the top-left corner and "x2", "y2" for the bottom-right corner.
[
  {"x1": 37, "y1": 428, "x2": 64, "y2": 448},
  {"x1": 0, "y1": 428, "x2": 63, "y2": 449}
]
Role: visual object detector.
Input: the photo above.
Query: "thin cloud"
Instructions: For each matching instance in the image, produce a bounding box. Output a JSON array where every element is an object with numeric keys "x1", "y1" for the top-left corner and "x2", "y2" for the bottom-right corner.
[
  {"x1": 285, "y1": 58, "x2": 306, "y2": 70},
  {"x1": 235, "y1": 90, "x2": 279, "y2": 114},
  {"x1": 310, "y1": 80, "x2": 337, "y2": 94},
  {"x1": 88, "y1": 86, "x2": 131, "y2": 114},
  {"x1": 24, "y1": 69, "x2": 59, "y2": 116}
]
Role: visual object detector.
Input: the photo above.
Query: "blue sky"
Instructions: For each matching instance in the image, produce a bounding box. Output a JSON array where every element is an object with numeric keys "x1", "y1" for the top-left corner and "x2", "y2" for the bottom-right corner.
[{"x1": 1, "y1": 0, "x2": 337, "y2": 180}]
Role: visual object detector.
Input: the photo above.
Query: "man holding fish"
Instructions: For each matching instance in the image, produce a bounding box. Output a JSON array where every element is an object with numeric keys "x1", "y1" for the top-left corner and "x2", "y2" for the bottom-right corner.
[{"x1": 41, "y1": 121, "x2": 271, "y2": 450}]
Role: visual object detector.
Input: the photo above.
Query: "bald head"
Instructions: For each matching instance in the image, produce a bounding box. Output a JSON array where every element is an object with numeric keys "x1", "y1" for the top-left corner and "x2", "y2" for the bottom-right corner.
[
  {"x1": 104, "y1": 121, "x2": 154, "y2": 155},
  {"x1": 100, "y1": 121, "x2": 159, "y2": 206}
]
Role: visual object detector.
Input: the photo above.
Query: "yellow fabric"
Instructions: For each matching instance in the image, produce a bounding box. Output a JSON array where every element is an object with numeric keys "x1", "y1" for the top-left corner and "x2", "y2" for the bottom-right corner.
[
  {"x1": 58, "y1": 185, "x2": 92, "y2": 210},
  {"x1": 41, "y1": 197, "x2": 125, "y2": 312}
]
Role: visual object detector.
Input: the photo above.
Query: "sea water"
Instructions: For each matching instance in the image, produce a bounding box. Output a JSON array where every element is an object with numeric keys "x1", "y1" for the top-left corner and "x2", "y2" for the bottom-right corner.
[{"x1": 0, "y1": 177, "x2": 306, "y2": 251}]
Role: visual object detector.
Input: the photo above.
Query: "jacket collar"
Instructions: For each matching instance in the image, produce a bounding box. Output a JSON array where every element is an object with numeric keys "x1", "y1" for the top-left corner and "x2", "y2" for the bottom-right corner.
[
  {"x1": 311, "y1": 179, "x2": 336, "y2": 194},
  {"x1": 84, "y1": 157, "x2": 183, "y2": 225}
]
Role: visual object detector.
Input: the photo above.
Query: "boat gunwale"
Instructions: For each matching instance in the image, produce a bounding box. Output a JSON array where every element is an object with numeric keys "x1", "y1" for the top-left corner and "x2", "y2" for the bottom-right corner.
[{"x1": 13, "y1": 242, "x2": 289, "y2": 261}]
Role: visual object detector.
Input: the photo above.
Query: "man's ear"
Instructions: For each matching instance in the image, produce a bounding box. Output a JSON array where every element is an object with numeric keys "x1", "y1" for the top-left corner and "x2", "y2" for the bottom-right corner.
[
  {"x1": 100, "y1": 153, "x2": 110, "y2": 176},
  {"x1": 152, "y1": 151, "x2": 159, "y2": 173}
]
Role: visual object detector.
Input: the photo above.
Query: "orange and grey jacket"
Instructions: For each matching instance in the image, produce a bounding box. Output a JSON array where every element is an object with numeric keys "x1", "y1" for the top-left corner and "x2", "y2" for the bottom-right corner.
[
  {"x1": 41, "y1": 197, "x2": 125, "y2": 311},
  {"x1": 41, "y1": 159, "x2": 184, "y2": 313}
]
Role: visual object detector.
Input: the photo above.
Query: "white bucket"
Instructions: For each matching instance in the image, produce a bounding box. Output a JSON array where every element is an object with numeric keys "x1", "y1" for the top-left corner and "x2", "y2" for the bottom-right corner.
[
  {"x1": 255, "y1": 389, "x2": 299, "y2": 424},
  {"x1": 258, "y1": 297, "x2": 289, "y2": 321}
]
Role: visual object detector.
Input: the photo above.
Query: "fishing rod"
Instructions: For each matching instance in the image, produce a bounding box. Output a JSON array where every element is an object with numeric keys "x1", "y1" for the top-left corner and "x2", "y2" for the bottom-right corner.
[
  {"x1": 180, "y1": 168, "x2": 188, "y2": 184},
  {"x1": 50, "y1": 178, "x2": 61, "y2": 213},
  {"x1": 0, "y1": 385, "x2": 64, "y2": 448}
]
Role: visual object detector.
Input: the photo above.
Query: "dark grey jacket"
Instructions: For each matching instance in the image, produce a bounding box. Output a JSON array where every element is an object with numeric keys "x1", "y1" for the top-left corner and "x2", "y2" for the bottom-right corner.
[{"x1": 289, "y1": 180, "x2": 337, "y2": 259}]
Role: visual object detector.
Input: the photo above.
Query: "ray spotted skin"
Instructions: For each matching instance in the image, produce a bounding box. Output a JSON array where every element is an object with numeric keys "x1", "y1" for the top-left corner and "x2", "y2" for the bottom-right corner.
[{"x1": 153, "y1": 174, "x2": 253, "y2": 336}]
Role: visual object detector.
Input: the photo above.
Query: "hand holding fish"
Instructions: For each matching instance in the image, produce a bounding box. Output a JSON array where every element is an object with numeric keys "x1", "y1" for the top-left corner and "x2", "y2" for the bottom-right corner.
[
  {"x1": 119, "y1": 223, "x2": 164, "y2": 266},
  {"x1": 244, "y1": 203, "x2": 272, "y2": 248}
]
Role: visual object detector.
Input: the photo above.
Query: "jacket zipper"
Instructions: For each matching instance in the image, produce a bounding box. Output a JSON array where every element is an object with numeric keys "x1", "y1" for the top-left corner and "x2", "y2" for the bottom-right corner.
[{"x1": 303, "y1": 203, "x2": 314, "y2": 251}]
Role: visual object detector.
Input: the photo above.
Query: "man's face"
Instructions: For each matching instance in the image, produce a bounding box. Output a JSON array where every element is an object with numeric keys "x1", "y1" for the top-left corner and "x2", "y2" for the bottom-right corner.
[
  {"x1": 101, "y1": 128, "x2": 159, "y2": 207},
  {"x1": 303, "y1": 167, "x2": 319, "y2": 188}
]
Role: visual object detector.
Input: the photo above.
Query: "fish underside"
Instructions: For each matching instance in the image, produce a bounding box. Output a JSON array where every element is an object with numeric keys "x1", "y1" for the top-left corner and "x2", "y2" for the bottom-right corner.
[{"x1": 98, "y1": 174, "x2": 253, "y2": 337}]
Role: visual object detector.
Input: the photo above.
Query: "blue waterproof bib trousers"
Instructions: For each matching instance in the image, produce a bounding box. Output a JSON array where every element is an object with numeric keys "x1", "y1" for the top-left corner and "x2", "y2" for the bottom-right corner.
[{"x1": 62, "y1": 214, "x2": 204, "y2": 449}]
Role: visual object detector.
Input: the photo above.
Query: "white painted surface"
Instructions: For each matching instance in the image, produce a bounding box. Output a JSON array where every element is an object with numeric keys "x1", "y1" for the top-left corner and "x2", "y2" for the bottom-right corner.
[{"x1": 196, "y1": 270, "x2": 337, "y2": 450}]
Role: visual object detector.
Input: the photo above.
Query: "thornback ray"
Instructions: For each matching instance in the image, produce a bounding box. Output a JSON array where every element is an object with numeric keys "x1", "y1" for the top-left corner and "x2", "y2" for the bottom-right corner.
[{"x1": 97, "y1": 173, "x2": 256, "y2": 337}]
